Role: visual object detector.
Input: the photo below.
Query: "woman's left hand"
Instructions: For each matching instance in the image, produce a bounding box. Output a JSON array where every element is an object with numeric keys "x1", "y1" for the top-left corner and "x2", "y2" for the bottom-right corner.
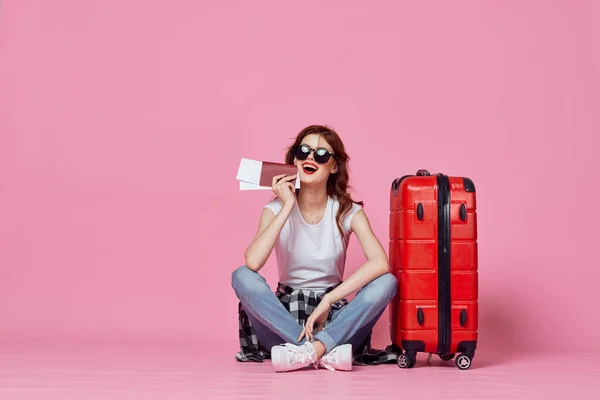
[{"x1": 298, "y1": 297, "x2": 332, "y2": 342}]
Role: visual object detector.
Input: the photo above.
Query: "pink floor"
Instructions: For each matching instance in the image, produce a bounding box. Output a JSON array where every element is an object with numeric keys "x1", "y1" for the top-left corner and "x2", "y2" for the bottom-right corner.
[{"x1": 1, "y1": 342, "x2": 598, "y2": 399}]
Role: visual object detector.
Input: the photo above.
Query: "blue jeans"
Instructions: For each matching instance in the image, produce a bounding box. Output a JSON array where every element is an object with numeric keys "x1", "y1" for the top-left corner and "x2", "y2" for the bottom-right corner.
[{"x1": 231, "y1": 265, "x2": 398, "y2": 354}]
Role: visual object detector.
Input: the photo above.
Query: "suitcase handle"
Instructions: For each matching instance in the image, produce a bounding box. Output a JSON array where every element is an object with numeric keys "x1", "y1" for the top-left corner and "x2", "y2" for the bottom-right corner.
[
  {"x1": 417, "y1": 308, "x2": 424, "y2": 326},
  {"x1": 460, "y1": 204, "x2": 467, "y2": 221},
  {"x1": 391, "y1": 178, "x2": 401, "y2": 196},
  {"x1": 416, "y1": 169, "x2": 431, "y2": 176},
  {"x1": 460, "y1": 309, "x2": 467, "y2": 327}
]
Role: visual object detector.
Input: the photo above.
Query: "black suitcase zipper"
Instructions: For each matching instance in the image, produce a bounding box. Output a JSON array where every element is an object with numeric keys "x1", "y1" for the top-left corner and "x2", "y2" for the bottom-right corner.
[{"x1": 436, "y1": 174, "x2": 451, "y2": 356}]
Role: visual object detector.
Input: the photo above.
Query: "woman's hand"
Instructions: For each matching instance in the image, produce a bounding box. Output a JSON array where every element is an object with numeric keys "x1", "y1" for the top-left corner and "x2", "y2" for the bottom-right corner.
[
  {"x1": 272, "y1": 173, "x2": 297, "y2": 208},
  {"x1": 298, "y1": 296, "x2": 332, "y2": 342}
]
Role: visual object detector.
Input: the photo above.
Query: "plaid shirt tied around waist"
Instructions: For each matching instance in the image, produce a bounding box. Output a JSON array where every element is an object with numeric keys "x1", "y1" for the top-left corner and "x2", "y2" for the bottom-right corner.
[{"x1": 235, "y1": 282, "x2": 398, "y2": 366}]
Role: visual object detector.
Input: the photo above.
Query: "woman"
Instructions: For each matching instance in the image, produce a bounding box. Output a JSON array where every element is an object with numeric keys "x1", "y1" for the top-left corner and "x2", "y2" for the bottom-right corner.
[{"x1": 231, "y1": 125, "x2": 397, "y2": 372}]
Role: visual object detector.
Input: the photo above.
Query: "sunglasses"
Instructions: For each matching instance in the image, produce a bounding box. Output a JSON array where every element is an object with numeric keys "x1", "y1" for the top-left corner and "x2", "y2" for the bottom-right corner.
[{"x1": 294, "y1": 144, "x2": 335, "y2": 164}]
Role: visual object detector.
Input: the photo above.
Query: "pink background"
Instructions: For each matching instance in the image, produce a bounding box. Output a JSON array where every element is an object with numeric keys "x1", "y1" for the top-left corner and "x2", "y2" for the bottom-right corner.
[{"x1": 1, "y1": 0, "x2": 599, "y2": 357}]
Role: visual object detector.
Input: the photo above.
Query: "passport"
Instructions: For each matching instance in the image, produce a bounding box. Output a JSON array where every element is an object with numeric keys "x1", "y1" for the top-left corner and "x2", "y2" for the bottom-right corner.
[{"x1": 236, "y1": 158, "x2": 300, "y2": 190}]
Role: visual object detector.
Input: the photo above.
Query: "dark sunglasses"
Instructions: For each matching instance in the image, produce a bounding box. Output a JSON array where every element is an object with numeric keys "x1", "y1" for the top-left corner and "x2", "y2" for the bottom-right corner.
[{"x1": 294, "y1": 144, "x2": 335, "y2": 164}]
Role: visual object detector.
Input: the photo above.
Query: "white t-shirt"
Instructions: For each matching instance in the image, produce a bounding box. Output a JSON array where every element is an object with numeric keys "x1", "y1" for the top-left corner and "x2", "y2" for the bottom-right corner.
[{"x1": 264, "y1": 195, "x2": 363, "y2": 292}]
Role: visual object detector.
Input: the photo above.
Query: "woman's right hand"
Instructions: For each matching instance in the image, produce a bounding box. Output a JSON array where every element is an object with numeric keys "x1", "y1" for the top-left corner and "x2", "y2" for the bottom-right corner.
[{"x1": 272, "y1": 173, "x2": 297, "y2": 207}]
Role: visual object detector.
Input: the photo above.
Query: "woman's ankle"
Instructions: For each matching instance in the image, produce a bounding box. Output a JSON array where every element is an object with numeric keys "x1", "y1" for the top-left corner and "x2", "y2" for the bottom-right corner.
[{"x1": 311, "y1": 340, "x2": 326, "y2": 358}]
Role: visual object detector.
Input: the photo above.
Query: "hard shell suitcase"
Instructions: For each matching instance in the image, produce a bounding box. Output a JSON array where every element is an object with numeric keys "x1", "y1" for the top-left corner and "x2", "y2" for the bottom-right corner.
[{"x1": 389, "y1": 169, "x2": 478, "y2": 370}]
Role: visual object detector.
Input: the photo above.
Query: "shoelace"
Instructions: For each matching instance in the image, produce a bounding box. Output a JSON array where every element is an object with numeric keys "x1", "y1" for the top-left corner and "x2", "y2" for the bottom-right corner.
[
  {"x1": 283, "y1": 343, "x2": 315, "y2": 369},
  {"x1": 319, "y1": 358, "x2": 336, "y2": 372}
]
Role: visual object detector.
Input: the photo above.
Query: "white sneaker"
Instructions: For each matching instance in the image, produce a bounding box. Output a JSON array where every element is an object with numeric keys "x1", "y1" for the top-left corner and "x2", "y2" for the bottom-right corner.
[
  {"x1": 270, "y1": 342, "x2": 318, "y2": 372},
  {"x1": 319, "y1": 344, "x2": 353, "y2": 371}
]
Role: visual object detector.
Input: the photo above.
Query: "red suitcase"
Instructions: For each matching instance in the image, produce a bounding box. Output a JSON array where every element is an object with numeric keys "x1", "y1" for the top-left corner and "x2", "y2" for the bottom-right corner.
[{"x1": 389, "y1": 169, "x2": 478, "y2": 370}]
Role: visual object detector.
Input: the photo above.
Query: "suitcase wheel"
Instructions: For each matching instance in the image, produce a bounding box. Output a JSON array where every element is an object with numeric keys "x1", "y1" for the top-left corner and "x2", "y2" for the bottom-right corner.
[
  {"x1": 439, "y1": 353, "x2": 455, "y2": 361},
  {"x1": 397, "y1": 352, "x2": 417, "y2": 369},
  {"x1": 455, "y1": 353, "x2": 472, "y2": 370}
]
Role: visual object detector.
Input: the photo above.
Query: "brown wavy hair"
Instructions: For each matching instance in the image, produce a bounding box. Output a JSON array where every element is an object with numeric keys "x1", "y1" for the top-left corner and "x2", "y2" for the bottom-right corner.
[{"x1": 284, "y1": 125, "x2": 363, "y2": 236}]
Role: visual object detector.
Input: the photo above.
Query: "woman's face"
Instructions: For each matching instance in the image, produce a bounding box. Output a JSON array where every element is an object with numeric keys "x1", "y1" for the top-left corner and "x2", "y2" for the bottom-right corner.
[{"x1": 294, "y1": 134, "x2": 337, "y2": 186}]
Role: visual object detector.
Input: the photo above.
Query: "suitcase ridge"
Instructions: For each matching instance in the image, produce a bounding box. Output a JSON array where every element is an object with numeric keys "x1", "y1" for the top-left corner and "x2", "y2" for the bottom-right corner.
[{"x1": 436, "y1": 173, "x2": 451, "y2": 357}]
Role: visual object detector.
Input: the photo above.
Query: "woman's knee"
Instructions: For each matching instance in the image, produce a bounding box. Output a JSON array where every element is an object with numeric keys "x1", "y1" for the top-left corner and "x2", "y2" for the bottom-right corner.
[
  {"x1": 361, "y1": 273, "x2": 398, "y2": 303},
  {"x1": 356, "y1": 273, "x2": 398, "y2": 306},
  {"x1": 376, "y1": 273, "x2": 398, "y2": 297},
  {"x1": 231, "y1": 265, "x2": 268, "y2": 294},
  {"x1": 231, "y1": 265, "x2": 253, "y2": 288}
]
